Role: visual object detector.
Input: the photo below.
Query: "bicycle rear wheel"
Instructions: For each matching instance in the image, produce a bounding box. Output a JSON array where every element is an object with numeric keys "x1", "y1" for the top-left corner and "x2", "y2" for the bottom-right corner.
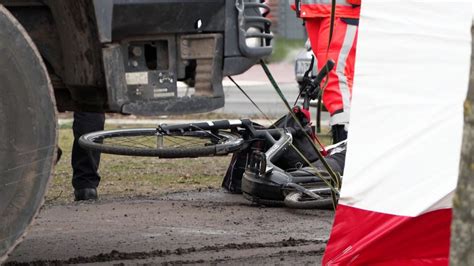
[{"x1": 79, "y1": 128, "x2": 244, "y2": 158}]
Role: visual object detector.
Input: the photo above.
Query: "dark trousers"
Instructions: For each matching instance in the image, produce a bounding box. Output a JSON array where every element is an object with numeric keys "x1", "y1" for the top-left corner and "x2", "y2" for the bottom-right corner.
[
  {"x1": 313, "y1": 149, "x2": 346, "y2": 176},
  {"x1": 332, "y1": 124, "x2": 348, "y2": 144},
  {"x1": 71, "y1": 112, "x2": 105, "y2": 190}
]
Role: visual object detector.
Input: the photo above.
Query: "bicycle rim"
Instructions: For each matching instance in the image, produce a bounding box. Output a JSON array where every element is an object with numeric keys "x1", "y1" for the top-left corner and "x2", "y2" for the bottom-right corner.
[{"x1": 79, "y1": 128, "x2": 244, "y2": 158}]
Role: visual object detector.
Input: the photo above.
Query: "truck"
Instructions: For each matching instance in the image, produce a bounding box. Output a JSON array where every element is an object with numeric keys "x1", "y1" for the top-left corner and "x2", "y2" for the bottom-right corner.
[{"x1": 0, "y1": 0, "x2": 272, "y2": 261}]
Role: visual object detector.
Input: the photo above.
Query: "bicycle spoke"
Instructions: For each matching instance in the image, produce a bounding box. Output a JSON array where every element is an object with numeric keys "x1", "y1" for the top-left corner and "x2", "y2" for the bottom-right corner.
[
  {"x1": 97, "y1": 132, "x2": 223, "y2": 151},
  {"x1": 80, "y1": 127, "x2": 243, "y2": 157}
]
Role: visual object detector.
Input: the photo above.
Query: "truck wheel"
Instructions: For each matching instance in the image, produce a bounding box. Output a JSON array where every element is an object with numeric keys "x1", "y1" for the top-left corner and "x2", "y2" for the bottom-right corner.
[{"x1": 0, "y1": 5, "x2": 57, "y2": 262}]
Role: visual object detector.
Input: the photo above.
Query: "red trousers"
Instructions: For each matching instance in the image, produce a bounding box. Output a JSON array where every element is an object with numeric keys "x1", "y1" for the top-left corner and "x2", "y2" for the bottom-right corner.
[{"x1": 306, "y1": 17, "x2": 358, "y2": 126}]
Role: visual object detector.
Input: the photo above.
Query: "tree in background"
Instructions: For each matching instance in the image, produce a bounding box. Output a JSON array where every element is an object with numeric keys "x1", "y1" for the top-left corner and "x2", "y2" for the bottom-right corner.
[{"x1": 450, "y1": 25, "x2": 474, "y2": 265}]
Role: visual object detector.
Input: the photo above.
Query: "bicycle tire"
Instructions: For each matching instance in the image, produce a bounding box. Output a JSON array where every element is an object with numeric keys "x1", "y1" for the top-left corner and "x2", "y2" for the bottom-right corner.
[
  {"x1": 79, "y1": 127, "x2": 244, "y2": 158},
  {"x1": 242, "y1": 192, "x2": 285, "y2": 207},
  {"x1": 284, "y1": 190, "x2": 336, "y2": 209}
]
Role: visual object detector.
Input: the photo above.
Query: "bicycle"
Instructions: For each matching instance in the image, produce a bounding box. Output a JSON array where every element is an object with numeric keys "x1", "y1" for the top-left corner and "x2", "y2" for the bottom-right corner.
[{"x1": 79, "y1": 60, "x2": 343, "y2": 209}]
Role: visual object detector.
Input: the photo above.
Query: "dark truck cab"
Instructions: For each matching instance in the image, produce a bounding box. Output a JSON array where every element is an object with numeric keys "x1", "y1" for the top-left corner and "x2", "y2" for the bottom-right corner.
[
  {"x1": 0, "y1": 0, "x2": 271, "y2": 261},
  {"x1": 2, "y1": 0, "x2": 272, "y2": 115}
]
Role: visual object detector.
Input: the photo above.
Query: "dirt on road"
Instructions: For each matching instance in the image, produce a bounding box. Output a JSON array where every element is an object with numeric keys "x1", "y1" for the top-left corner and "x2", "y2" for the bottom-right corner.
[{"x1": 5, "y1": 189, "x2": 334, "y2": 265}]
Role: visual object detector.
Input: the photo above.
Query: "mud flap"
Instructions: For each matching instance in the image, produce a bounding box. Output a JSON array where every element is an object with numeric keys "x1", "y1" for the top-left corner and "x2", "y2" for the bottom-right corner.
[{"x1": 0, "y1": 5, "x2": 57, "y2": 263}]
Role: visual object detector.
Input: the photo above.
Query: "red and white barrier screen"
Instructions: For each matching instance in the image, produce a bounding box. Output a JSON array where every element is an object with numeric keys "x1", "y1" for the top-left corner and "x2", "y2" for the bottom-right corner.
[{"x1": 323, "y1": 1, "x2": 472, "y2": 265}]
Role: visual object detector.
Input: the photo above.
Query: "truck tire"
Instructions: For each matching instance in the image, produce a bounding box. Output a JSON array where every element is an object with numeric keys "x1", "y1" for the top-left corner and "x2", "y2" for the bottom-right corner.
[{"x1": 0, "y1": 5, "x2": 57, "y2": 263}]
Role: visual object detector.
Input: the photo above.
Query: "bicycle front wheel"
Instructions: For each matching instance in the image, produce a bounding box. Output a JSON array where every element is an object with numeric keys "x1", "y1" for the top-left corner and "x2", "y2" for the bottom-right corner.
[{"x1": 79, "y1": 128, "x2": 244, "y2": 158}]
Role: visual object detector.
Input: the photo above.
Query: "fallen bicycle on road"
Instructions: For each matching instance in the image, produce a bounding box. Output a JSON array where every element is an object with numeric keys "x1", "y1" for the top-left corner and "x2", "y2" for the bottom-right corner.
[{"x1": 80, "y1": 60, "x2": 344, "y2": 209}]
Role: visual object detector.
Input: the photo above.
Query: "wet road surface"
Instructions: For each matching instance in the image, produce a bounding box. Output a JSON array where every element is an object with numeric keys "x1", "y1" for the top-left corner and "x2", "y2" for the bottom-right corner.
[{"x1": 6, "y1": 189, "x2": 334, "y2": 265}]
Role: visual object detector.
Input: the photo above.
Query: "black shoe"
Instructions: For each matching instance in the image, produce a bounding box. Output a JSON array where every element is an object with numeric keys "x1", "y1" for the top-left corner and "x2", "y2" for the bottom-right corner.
[
  {"x1": 331, "y1": 124, "x2": 348, "y2": 144},
  {"x1": 74, "y1": 188, "x2": 98, "y2": 201}
]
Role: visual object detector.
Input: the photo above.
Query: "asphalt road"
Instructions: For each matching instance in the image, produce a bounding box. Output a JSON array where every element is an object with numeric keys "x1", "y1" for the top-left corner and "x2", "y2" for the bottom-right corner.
[
  {"x1": 218, "y1": 82, "x2": 330, "y2": 123},
  {"x1": 6, "y1": 190, "x2": 334, "y2": 265},
  {"x1": 217, "y1": 62, "x2": 330, "y2": 122}
]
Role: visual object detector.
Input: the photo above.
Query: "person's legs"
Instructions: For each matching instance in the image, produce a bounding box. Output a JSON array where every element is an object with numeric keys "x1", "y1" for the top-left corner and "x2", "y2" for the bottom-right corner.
[
  {"x1": 306, "y1": 17, "x2": 358, "y2": 143},
  {"x1": 72, "y1": 112, "x2": 105, "y2": 200},
  {"x1": 305, "y1": 17, "x2": 321, "y2": 54},
  {"x1": 330, "y1": 124, "x2": 348, "y2": 144}
]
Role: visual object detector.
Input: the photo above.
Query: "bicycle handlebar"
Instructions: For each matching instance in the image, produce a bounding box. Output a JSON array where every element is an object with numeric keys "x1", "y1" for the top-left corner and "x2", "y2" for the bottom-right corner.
[
  {"x1": 314, "y1": 59, "x2": 335, "y2": 86},
  {"x1": 301, "y1": 59, "x2": 336, "y2": 110},
  {"x1": 158, "y1": 119, "x2": 251, "y2": 132}
]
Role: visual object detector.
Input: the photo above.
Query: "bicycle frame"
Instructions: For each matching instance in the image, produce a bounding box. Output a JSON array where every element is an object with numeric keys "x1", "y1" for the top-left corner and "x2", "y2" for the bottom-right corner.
[
  {"x1": 79, "y1": 59, "x2": 340, "y2": 208},
  {"x1": 240, "y1": 126, "x2": 333, "y2": 206}
]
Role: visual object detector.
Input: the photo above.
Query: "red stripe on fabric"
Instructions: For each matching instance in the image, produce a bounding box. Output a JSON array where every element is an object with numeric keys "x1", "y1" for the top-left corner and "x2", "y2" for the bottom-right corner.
[
  {"x1": 299, "y1": 5, "x2": 360, "y2": 19},
  {"x1": 322, "y1": 205, "x2": 452, "y2": 265}
]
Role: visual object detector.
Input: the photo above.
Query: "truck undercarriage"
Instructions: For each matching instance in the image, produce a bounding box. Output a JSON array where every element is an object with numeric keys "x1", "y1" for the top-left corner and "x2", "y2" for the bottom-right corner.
[
  {"x1": 3, "y1": 0, "x2": 272, "y2": 114},
  {"x1": 0, "y1": 0, "x2": 272, "y2": 261}
]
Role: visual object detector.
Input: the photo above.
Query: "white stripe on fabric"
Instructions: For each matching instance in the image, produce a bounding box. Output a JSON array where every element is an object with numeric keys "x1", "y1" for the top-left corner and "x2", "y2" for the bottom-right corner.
[
  {"x1": 331, "y1": 24, "x2": 357, "y2": 126},
  {"x1": 228, "y1": 120, "x2": 242, "y2": 126},
  {"x1": 301, "y1": 0, "x2": 352, "y2": 6},
  {"x1": 330, "y1": 112, "x2": 350, "y2": 127}
]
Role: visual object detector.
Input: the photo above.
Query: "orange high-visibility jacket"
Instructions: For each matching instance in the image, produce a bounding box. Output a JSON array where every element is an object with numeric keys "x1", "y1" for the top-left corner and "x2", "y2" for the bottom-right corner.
[{"x1": 293, "y1": 0, "x2": 361, "y2": 19}]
